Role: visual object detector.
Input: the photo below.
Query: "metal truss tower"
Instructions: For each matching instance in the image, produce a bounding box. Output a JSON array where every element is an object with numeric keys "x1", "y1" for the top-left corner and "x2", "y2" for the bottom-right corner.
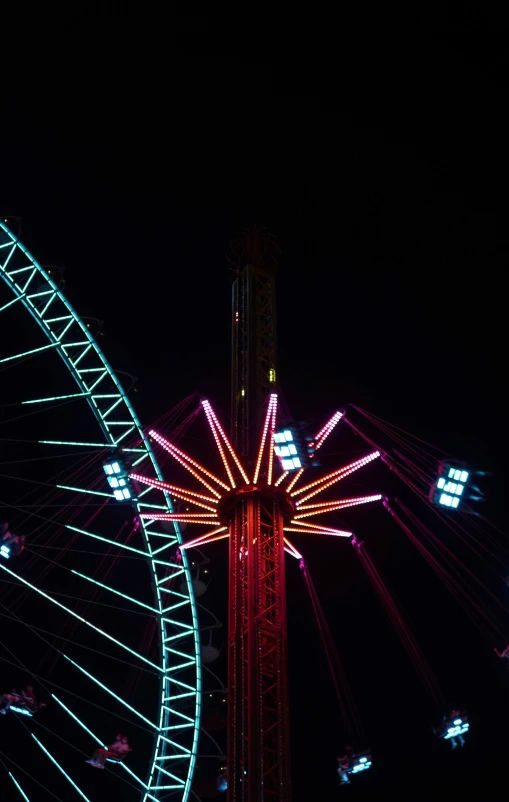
[{"x1": 228, "y1": 228, "x2": 291, "y2": 800}]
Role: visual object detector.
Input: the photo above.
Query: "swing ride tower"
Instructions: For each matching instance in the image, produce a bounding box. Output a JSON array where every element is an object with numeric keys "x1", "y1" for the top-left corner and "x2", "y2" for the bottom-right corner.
[{"x1": 227, "y1": 228, "x2": 291, "y2": 801}]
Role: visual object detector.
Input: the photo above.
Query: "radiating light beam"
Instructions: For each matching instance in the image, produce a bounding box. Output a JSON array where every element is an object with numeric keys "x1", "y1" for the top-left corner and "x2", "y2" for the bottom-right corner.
[
  {"x1": 274, "y1": 471, "x2": 289, "y2": 487},
  {"x1": 253, "y1": 394, "x2": 277, "y2": 484},
  {"x1": 314, "y1": 410, "x2": 343, "y2": 450},
  {"x1": 9, "y1": 773, "x2": 30, "y2": 802},
  {"x1": 201, "y1": 400, "x2": 236, "y2": 488},
  {"x1": 149, "y1": 430, "x2": 229, "y2": 491},
  {"x1": 0, "y1": 562, "x2": 162, "y2": 672},
  {"x1": 140, "y1": 514, "x2": 220, "y2": 526},
  {"x1": 71, "y1": 570, "x2": 160, "y2": 613},
  {"x1": 129, "y1": 474, "x2": 218, "y2": 504},
  {"x1": 267, "y1": 393, "x2": 278, "y2": 485},
  {"x1": 296, "y1": 494, "x2": 383, "y2": 511},
  {"x1": 202, "y1": 400, "x2": 249, "y2": 484},
  {"x1": 283, "y1": 537, "x2": 303, "y2": 559},
  {"x1": 293, "y1": 452, "x2": 381, "y2": 503},
  {"x1": 180, "y1": 531, "x2": 230, "y2": 550},
  {"x1": 286, "y1": 468, "x2": 304, "y2": 493},
  {"x1": 52, "y1": 694, "x2": 103, "y2": 746},
  {"x1": 32, "y1": 734, "x2": 92, "y2": 802},
  {"x1": 284, "y1": 525, "x2": 353, "y2": 537},
  {"x1": 63, "y1": 655, "x2": 159, "y2": 729}
]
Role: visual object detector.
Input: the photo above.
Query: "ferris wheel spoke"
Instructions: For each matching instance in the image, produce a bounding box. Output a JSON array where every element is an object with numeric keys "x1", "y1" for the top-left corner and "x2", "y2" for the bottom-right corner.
[
  {"x1": 70, "y1": 569, "x2": 161, "y2": 613},
  {"x1": 65, "y1": 524, "x2": 148, "y2": 556},
  {"x1": 31, "y1": 735, "x2": 91, "y2": 802},
  {"x1": 21, "y1": 392, "x2": 92, "y2": 405},
  {"x1": 0, "y1": 562, "x2": 163, "y2": 672},
  {"x1": 52, "y1": 694, "x2": 148, "y2": 790},
  {"x1": 56, "y1": 483, "x2": 112, "y2": 498},
  {"x1": 8, "y1": 772, "x2": 31, "y2": 802},
  {"x1": 63, "y1": 654, "x2": 159, "y2": 729}
]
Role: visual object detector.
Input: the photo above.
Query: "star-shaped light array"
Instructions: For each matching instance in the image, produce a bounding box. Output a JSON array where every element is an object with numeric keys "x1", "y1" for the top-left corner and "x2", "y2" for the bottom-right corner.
[{"x1": 130, "y1": 395, "x2": 382, "y2": 557}]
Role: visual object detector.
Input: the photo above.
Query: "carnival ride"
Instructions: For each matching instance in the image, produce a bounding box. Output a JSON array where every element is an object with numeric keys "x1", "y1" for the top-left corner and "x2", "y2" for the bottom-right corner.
[{"x1": 1, "y1": 221, "x2": 506, "y2": 802}]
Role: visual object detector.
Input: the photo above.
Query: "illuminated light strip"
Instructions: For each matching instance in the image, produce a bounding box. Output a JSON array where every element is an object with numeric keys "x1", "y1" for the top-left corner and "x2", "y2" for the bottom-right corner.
[
  {"x1": 32, "y1": 734, "x2": 92, "y2": 802},
  {"x1": 295, "y1": 452, "x2": 381, "y2": 504},
  {"x1": 8, "y1": 773, "x2": 31, "y2": 802},
  {"x1": 0, "y1": 562, "x2": 162, "y2": 673},
  {"x1": 253, "y1": 393, "x2": 277, "y2": 484},
  {"x1": 57, "y1": 484, "x2": 112, "y2": 497},
  {"x1": 22, "y1": 392, "x2": 91, "y2": 405},
  {"x1": 314, "y1": 411, "x2": 343, "y2": 450},
  {"x1": 294, "y1": 494, "x2": 383, "y2": 517},
  {"x1": 148, "y1": 439, "x2": 221, "y2": 499},
  {"x1": 180, "y1": 532, "x2": 230, "y2": 550},
  {"x1": 0, "y1": 342, "x2": 61, "y2": 364},
  {"x1": 297, "y1": 493, "x2": 383, "y2": 511},
  {"x1": 274, "y1": 471, "x2": 289, "y2": 487},
  {"x1": 283, "y1": 537, "x2": 303, "y2": 560},
  {"x1": 292, "y1": 452, "x2": 380, "y2": 498},
  {"x1": 71, "y1": 570, "x2": 160, "y2": 613},
  {"x1": 284, "y1": 525, "x2": 352, "y2": 537},
  {"x1": 286, "y1": 467, "x2": 304, "y2": 493},
  {"x1": 129, "y1": 473, "x2": 218, "y2": 504},
  {"x1": 149, "y1": 429, "x2": 229, "y2": 491},
  {"x1": 142, "y1": 490, "x2": 217, "y2": 512},
  {"x1": 65, "y1": 525, "x2": 148, "y2": 556},
  {"x1": 201, "y1": 400, "x2": 236, "y2": 488},
  {"x1": 52, "y1": 694, "x2": 103, "y2": 746},
  {"x1": 202, "y1": 400, "x2": 249, "y2": 485},
  {"x1": 40, "y1": 439, "x2": 110, "y2": 447},
  {"x1": 267, "y1": 394, "x2": 278, "y2": 486},
  {"x1": 63, "y1": 655, "x2": 159, "y2": 729}
]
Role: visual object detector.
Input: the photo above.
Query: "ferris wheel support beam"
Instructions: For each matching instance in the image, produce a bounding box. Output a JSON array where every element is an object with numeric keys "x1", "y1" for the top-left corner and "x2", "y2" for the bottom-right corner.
[
  {"x1": 32, "y1": 735, "x2": 92, "y2": 802},
  {"x1": 8, "y1": 773, "x2": 31, "y2": 802}
]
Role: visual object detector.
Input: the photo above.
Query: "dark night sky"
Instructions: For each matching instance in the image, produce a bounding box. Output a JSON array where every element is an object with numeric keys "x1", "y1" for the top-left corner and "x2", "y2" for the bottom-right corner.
[{"x1": 1, "y1": 8, "x2": 508, "y2": 801}]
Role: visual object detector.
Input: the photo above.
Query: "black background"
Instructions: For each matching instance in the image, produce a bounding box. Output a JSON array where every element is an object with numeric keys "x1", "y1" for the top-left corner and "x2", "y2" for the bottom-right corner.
[{"x1": 1, "y1": 7, "x2": 508, "y2": 800}]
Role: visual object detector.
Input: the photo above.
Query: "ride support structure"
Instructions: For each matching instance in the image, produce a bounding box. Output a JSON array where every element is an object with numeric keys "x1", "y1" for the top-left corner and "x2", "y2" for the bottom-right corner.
[{"x1": 228, "y1": 229, "x2": 291, "y2": 801}]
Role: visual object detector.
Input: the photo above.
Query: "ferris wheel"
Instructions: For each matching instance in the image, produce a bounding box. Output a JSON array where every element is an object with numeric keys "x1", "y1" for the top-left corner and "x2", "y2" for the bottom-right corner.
[{"x1": 0, "y1": 221, "x2": 201, "y2": 802}]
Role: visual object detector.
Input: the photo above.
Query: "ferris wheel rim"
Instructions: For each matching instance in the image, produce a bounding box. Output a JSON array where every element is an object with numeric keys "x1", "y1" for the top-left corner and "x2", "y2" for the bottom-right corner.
[{"x1": 0, "y1": 221, "x2": 202, "y2": 802}]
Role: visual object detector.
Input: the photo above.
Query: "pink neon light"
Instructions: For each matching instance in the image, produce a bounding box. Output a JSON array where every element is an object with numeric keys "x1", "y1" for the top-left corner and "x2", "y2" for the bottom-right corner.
[
  {"x1": 267, "y1": 395, "x2": 277, "y2": 485},
  {"x1": 253, "y1": 394, "x2": 277, "y2": 484},
  {"x1": 283, "y1": 537, "x2": 303, "y2": 559},
  {"x1": 294, "y1": 494, "x2": 383, "y2": 518},
  {"x1": 288, "y1": 520, "x2": 353, "y2": 535},
  {"x1": 296, "y1": 494, "x2": 382, "y2": 511},
  {"x1": 129, "y1": 473, "x2": 218, "y2": 505},
  {"x1": 314, "y1": 411, "x2": 343, "y2": 451},
  {"x1": 274, "y1": 470, "x2": 289, "y2": 487},
  {"x1": 202, "y1": 401, "x2": 236, "y2": 488},
  {"x1": 140, "y1": 512, "x2": 218, "y2": 519},
  {"x1": 149, "y1": 430, "x2": 229, "y2": 492},
  {"x1": 180, "y1": 531, "x2": 230, "y2": 550},
  {"x1": 284, "y1": 526, "x2": 353, "y2": 538},
  {"x1": 286, "y1": 467, "x2": 304, "y2": 493},
  {"x1": 292, "y1": 452, "x2": 380, "y2": 498},
  {"x1": 202, "y1": 400, "x2": 249, "y2": 485},
  {"x1": 293, "y1": 452, "x2": 381, "y2": 504}
]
